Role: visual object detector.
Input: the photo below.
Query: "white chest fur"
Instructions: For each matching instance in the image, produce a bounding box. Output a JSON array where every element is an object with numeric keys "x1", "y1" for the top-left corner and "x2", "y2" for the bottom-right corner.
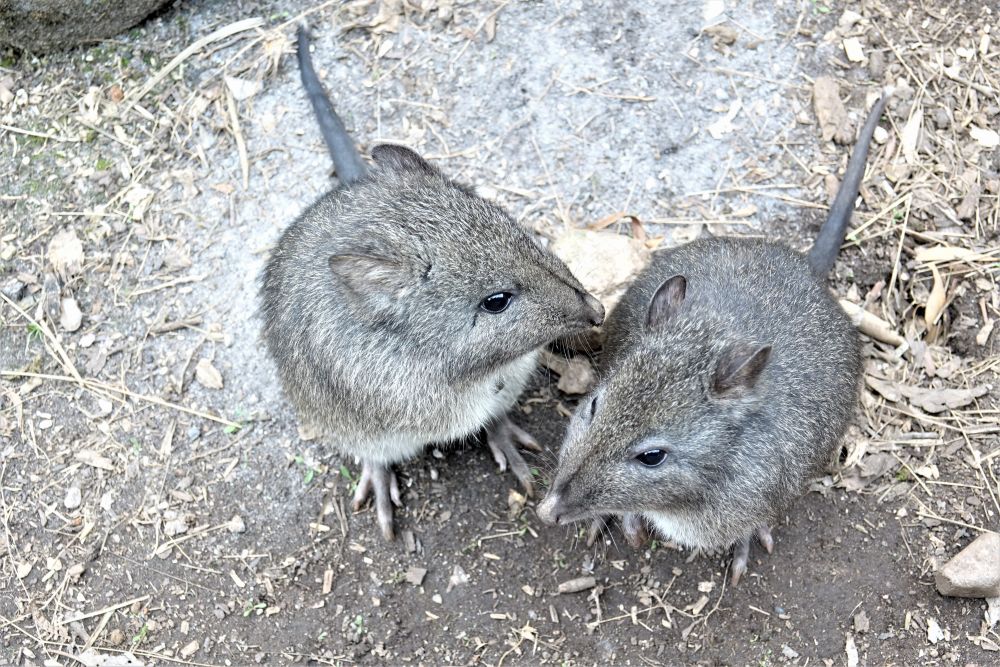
[{"x1": 644, "y1": 510, "x2": 708, "y2": 549}]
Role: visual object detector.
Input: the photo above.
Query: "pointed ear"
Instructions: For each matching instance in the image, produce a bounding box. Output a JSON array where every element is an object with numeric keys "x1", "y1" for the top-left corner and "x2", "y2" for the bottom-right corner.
[
  {"x1": 646, "y1": 275, "x2": 687, "y2": 328},
  {"x1": 712, "y1": 344, "x2": 771, "y2": 398},
  {"x1": 329, "y1": 253, "x2": 410, "y2": 298},
  {"x1": 371, "y1": 144, "x2": 438, "y2": 175}
]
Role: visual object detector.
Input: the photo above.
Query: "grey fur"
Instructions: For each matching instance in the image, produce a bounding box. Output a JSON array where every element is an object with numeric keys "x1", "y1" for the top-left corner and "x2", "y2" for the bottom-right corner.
[
  {"x1": 540, "y1": 238, "x2": 860, "y2": 550},
  {"x1": 538, "y1": 91, "x2": 892, "y2": 571},
  {"x1": 261, "y1": 145, "x2": 603, "y2": 533}
]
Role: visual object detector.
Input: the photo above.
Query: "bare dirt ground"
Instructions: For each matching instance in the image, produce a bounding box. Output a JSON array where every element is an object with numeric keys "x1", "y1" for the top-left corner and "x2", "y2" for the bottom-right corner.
[{"x1": 1, "y1": 0, "x2": 998, "y2": 665}]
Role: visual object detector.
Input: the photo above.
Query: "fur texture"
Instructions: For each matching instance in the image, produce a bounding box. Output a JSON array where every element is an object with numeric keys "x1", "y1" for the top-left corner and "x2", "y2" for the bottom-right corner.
[
  {"x1": 261, "y1": 146, "x2": 603, "y2": 465},
  {"x1": 541, "y1": 238, "x2": 861, "y2": 549}
]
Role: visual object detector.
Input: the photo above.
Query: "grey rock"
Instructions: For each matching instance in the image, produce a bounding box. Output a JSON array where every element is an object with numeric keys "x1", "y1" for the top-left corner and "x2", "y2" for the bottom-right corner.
[
  {"x1": 1, "y1": 278, "x2": 25, "y2": 301},
  {"x1": 0, "y1": 0, "x2": 174, "y2": 53},
  {"x1": 63, "y1": 485, "x2": 81, "y2": 510},
  {"x1": 935, "y1": 531, "x2": 1000, "y2": 598}
]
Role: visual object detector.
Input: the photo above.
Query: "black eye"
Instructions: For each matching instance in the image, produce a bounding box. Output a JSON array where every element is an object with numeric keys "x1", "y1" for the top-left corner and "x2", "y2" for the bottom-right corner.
[
  {"x1": 589, "y1": 395, "x2": 598, "y2": 419},
  {"x1": 635, "y1": 449, "x2": 667, "y2": 467},
  {"x1": 480, "y1": 292, "x2": 514, "y2": 314}
]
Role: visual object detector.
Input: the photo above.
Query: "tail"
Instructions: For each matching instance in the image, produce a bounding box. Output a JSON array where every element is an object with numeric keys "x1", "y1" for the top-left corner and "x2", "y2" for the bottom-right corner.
[
  {"x1": 807, "y1": 87, "x2": 893, "y2": 276},
  {"x1": 296, "y1": 25, "x2": 367, "y2": 185}
]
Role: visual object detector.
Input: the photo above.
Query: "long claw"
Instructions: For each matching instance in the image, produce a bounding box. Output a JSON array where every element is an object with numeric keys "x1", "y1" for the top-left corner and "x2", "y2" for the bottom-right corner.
[
  {"x1": 730, "y1": 525, "x2": 775, "y2": 585},
  {"x1": 731, "y1": 536, "x2": 750, "y2": 587},
  {"x1": 486, "y1": 416, "x2": 539, "y2": 497},
  {"x1": 507, "y1": 422, "x2": 543, "y2": 452},
  {"x1": 349, "y1": 461, "x2": 401, "y2": 541},
  {"x1": 586, "y1": 516, "x2": 607, "y2": 547},
  {"x1": 622, "y1": 513, "x2": 649, "y2": 549},
  {"x1": 756, "y1": 524, "x2": 774, "y2": 554}
]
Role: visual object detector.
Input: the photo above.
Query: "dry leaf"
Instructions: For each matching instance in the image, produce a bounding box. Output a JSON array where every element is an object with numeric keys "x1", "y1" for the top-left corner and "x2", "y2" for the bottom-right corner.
[
  {"x1": 924, "y1": 264, "x2": 947, "y2": 329},
  {"x1": 843, "y1": 37, "x2": 865, "y2": 62},
  {"x1": 813, "y1": 76, "x2": 852, "y2": 144},
  {"x1": 224, "y1": 75, "x2": 262, "y2": 102},
  {"x1": 926, "y1": 617, "x2": 945, "y2": 644},
  {"x1": 539, "y1": 351, "x2": 596, "y2": 395},
  {"x1": 900, "y1": 108, "x2": 922, "y2": 164},
  {"x1": 914, "y1": 245, "x2": 988, "y2": 263},
  {"x1": 195, "y1": 358, "x2": 224, "y2": 390},
  {"x1": 76, "y1": 450, "x2": 114, "y2": 471},
  {"x1": 970, "y1": 126, "x2": 1000, "y2": 149},
  {"x1": 839, "y1": 300, "x2": 905, "y2": 346},
  {"x1": 976, "y1": 319, "x2": 995, "y2": 346},
  {"x1": 845, "y1": 634, "x2": 859, "y2": 667},
  {"x1": 60, "y1": 297, "x2": 83, "y2": 332},
  {"x1": 48, "y1": 229, "x2": 85, "y2": 278}
]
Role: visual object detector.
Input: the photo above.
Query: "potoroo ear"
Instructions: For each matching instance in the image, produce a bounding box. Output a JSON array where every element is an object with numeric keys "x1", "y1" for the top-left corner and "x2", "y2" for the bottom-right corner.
[{"x1": 646, "y1": 274, "x2": 687, "y2": 329}]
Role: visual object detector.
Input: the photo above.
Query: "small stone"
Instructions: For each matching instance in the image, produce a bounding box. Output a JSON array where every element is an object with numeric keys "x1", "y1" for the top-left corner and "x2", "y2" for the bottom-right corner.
[
  {"x1": 405, "y1": 566, "x2": 427, "y2": 586},
  {"x1": 935, "y1": 531, "x2": 1000, "y2": 598},
  {"x1": 180, "y1": 640, "x2": 200, "y2": 658},
  {"x1": 60, "y1": 297, "x2": 83, "y2": 332},
  {"x1": 64, "y1": 486, "x2": 82, "y2": 510},
  {"x1": 781, "y1": 645, "x2": 800, "y2": 659},
  {"x1": 873, "y1": 126, "x2": 889, "y2": 144},
  {"x1": 227, "y1": 515, "x2": 246, "y2": 533},
  {"x1": 854, "y1": 609, "x2": 870, "y2": 633},
  {"x1": 108, "y1": 628, "x2": 124, "y2": 646},
  {"x1": 187, "y1": 426, "x2": 201, "y2": 441},
  {"x1": 163, "y1": 517, "x2": 188, "y2": 537},
  {"x1": 838, "y1": 9, "x2": 862, "y2": 30},
  {"x1": 195, "y1": 358, "x2": 224, "y2": 390},
  {"x1": 1, "y1": 277, "x2": 25, "y2": 300}
]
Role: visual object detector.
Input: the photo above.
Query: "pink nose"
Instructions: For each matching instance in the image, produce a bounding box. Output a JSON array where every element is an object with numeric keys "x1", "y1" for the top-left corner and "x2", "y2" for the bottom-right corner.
[{"x1": 536, "y1": 493, "x2": 560, "y2": 525}]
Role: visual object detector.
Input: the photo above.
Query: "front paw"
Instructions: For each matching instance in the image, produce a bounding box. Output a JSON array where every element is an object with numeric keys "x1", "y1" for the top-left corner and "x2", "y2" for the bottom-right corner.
[
  {"x1": 586, "y1": 513, "x2": 649, "y2": 548},
  {"x1": 485, "y1": 415, "x2": 542, "y2": 497}
]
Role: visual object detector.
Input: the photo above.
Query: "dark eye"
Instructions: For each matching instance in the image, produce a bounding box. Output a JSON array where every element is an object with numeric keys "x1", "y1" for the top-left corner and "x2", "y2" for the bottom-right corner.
[
  {"x1": 480, "y1": 292, "x2": 514, "y2": 314},
  {"x1": 635, "y1": 449, "x2": 666, "y2": 467},
  {"x1": 589, "y1": 395, "x2": 598, "y2": 419}
]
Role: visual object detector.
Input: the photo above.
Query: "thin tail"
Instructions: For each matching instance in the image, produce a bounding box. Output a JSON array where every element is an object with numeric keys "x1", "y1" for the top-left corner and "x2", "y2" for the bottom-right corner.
[
  {"x1": 296, "y1": 25, "x2": 367, "y2": 185},
  {"x1": 807, "y1": 87, "x2": 893, "y2": 276}
]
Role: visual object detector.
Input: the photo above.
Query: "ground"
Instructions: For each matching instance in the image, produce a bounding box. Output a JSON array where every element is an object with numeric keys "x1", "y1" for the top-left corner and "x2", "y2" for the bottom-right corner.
[{"x1": 1, "y1": 0, "x2": 998, "y2": 665}]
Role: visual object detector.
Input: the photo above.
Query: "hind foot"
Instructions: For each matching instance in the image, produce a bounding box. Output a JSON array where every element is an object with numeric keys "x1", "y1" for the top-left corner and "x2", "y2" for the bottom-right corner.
[
  {"x1": 586, "y1": 513, "x2": 649, "y2": 548},
  {"x1": 351, "y1": 461, "x2": 402, "y2": 541},
  {"x1": 486, "y1": 415, "x2": 543, "y2": 497},
  {"x1": 730, "y1": 525, "x2": 774, "y2": 586}
]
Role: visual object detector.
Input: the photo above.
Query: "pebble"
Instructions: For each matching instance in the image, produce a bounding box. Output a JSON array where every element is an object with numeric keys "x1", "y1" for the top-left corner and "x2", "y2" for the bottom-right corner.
[
  {"x1": 60, "y1": 297, "x2": 83, "y2": 332},
  {"x1": 935, "y1": 531, "x2": 1000, "y2": 598},
  {"x1": 64, "y1": 486, "x2": 82, "y2": 510},
  {"x1": 227, "y1": 515, "x2": 246, "y2": 533},
  {"x1": 187, "y1": 426, "x2": 201, "y2": 441},
  {"x1": 1, "y1": 278, "x2": 25, "y2": 300}
]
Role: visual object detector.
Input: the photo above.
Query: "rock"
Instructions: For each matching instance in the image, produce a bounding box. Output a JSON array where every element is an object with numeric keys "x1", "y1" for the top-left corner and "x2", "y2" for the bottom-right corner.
[
  {"x1": 551, "y1": 229, "x2": 650, "y2": 315},
  {"x1": 1, "y1": 277, "x2": 25, "y2": 301},
  {"x1": 47, "y1": 229, "x2": 84, "y2": 279},
  {"x1": 539, "y1": 350, "x2": 597, "y2": 395},
  {"x1": 0, "y1": 0, "x2": 174, "y2": 53},
  {"x1": 64, "y1": 486, "x2": 82, "y2": 510},
  {"x1": 227, "y1": 515, "x2": 246, "y2": 534},
  {"x1": 935, "y1": 531, "x2": 1000, "y2": 598},
  {"x1": 60, "y1": 297, "x2": 83, "y2": 332}
]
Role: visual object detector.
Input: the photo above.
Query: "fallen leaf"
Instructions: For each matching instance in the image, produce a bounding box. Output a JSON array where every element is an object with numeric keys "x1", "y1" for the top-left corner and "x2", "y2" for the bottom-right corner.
[
  {"x1": 845, "y1": 633, "x2": 859, "y2": 667},
  {"x1": 924, "y1": 264, "x2": 946, "y2": 329},
  {"x1": 900, "y1": 107, "x2": 922, "y2": 164},
  {"x1": 539, "y1": 351, "x2": 597, "y2": 395},
  {"x1": 901, "y1": 384, "x2": 989, "y2": 414},
  {"x1": 48, "y1": 229, "x2": 85, "y2": 278},
  {"x1": 76, "y1": 450, "x2": 114, "y2": 471},
  {"x1": 447, "y1": 565, "x2": 470, "y2": 592},
  {"x1": 195, "y1": 358, "x2": 224, "y2": 390},
  {"x1": 813, "y1": 76, "x2": 852, "y2": 144},
  {"x1": 977, "y1": 319, "x2": 995, "y2": 346},
  {"x1": 224, "y1": 75, "x2": 261, "y2": 102},
  {"x1": 914, "y1": 245, "x2": 989, "y2": 263},
  {"x1": 926, "y1": 617, "x2": 945, "y2": 644},
  {"x1": 843, "y1": 37, "x2": 865, "y2": 62},
  {"x1": 970, "y1": 126, "x2": 1000, "y2": 149}
]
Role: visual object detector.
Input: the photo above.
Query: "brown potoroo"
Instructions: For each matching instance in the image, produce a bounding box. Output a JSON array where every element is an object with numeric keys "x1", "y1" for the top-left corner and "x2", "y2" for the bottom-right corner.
[
  {"x1": 538, "y1": 89, "x2": 893, "y2": 585},
  {"x1": 261, "y1": 27, "x2": 604, "y2": 540}
]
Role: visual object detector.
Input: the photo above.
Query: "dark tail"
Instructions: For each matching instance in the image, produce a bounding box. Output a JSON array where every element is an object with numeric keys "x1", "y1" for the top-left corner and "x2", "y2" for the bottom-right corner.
[
  {"x1": 807, "y1": 88, "x2": 893, "y2": 277},
  {"x1": 296, "y1": 25, "x2": 367, "y2": 185}
]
